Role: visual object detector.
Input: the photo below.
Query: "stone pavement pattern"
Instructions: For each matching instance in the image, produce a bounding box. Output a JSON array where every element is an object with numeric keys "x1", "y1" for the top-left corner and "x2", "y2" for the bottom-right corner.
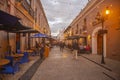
[{"x1": 31, "y1": 46, "x2": 117, "y2": 80}]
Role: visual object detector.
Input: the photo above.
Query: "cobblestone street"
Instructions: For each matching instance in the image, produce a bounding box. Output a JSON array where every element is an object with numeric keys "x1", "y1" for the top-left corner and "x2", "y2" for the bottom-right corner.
[{"x1": 31, "y1": 46, "x2": 119, "y2": 80}]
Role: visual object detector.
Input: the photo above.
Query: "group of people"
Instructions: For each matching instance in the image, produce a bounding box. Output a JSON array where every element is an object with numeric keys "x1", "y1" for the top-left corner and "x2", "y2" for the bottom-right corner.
[
  {"x1": 58, "y1": 40, "x2": 91, "y2": 60},
  {"x1": 72, "y1": 40, "x2": 91, "y2": 59},
  {"x1": 35, "y1": 41, "x2": 49, "y2": 59},
  {"x1": 59, "y1": 42, "x2": 65, "y2": 52},
  {"x1": 78, "y1": 44, "x2": 91, "y2": 53}
]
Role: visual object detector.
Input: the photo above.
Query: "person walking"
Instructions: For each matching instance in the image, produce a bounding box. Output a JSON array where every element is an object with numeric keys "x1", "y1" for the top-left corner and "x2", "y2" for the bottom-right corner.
[
  {"x1": 34, "y1": 41, "x2": 40, "y2": 55},
  {"x1": 40, "y1": 43, "x2": 45, "y2": 59},
  {"x1": 60, "y1": 42, "x2": 64, "y2": 52},
  {"x1": 72, "y1": 39, "x2": 78, "y2": 60}
]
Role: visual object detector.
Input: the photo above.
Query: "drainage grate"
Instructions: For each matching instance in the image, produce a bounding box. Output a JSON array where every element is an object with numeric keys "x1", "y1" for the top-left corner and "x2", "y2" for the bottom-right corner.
[{"x1": 19, "y1": 58, "x2": 44, "y2": 80}]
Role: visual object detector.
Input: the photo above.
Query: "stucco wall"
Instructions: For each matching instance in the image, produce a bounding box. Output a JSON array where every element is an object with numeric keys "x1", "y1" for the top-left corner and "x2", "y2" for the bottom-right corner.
[{"x1": 69, "y1": 0, "x2": 120, "y2": 61}]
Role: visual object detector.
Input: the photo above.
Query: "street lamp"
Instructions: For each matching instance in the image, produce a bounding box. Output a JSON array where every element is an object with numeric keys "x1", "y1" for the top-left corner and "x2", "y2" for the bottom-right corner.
[{"x1": 96, "y1": 7, "x2": 110, "y2": 64}]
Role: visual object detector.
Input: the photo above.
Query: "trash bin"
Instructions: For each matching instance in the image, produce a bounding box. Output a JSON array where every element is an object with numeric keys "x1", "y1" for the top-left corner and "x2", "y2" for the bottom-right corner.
[{"x1": 44, "y1": 45, "x2": 49, "y2": 58}]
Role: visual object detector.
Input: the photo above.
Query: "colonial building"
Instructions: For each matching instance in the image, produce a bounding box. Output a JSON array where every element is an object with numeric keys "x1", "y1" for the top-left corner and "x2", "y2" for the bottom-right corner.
[
  {"x1": 0, "y1": 0, "x2": 50, "y2": 57},
  {"x1": 64, "y1": 0, "x2": 120, "y2": 61}
]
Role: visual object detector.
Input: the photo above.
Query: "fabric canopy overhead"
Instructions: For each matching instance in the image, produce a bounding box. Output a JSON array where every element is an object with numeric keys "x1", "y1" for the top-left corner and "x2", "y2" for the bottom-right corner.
[
  {"x1": 0, "y1": 10, "x2": 20, "y2": 26},
  {"x1": 0, "y1": 10, "x2": 30, "y2": 32},
  {"x1": 12, "y1": 29, "x2": 40, "y2": 33},
  {"x1": 31, "y1": 33, "x2": 48, "y2": 38},
  {"x1": 0, "y1": 22, "x2": 31, "y2": 32},
  {"x1": 67, "y1": 35, "x2": 86, "y2": 40}
]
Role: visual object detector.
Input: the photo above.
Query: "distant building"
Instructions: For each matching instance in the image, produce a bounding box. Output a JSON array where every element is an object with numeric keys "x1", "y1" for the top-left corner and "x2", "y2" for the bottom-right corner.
[{"x1": 57, "y1": 29, "x2": 65, "y2": 41}]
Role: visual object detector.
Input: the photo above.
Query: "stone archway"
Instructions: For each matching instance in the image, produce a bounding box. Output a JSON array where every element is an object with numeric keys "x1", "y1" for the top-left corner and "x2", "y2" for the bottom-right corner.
[{"x1": 92, "y1": 27, "x2": 107, "y2": 57}]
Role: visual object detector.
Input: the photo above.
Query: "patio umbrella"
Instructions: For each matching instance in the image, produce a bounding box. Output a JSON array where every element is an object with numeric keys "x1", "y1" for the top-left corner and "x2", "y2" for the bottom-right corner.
[
  {"x1": 31, "y1": 33, "x2": 49, "y2": 44},
  {"x1": 31, "y1": 33, "x2": 48, "y2": 38}
]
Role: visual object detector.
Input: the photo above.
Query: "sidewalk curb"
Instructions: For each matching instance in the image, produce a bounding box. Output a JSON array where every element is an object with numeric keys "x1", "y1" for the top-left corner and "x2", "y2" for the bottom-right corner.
[
  {"x1": 80, "y1": 55, "x2": 120, "y2": 80},
  {"x1": 79, "y1": 54, "x2": 112, "y2": 71}
]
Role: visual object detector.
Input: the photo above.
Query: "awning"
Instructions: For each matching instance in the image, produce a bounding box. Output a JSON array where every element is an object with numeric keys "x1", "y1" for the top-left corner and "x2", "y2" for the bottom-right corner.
[
  {"x1": 0, "y1": 10, "x2": 30, "y2": 32},
  {"x1": 31, "y1": 33, "x2": 48, "y2": 38},
  {"x1": 67, "y1": 35, "x2": 86, "y2": 40},
  {"x1": 0, "y1": 22, "x2": 31, "y2": 32},
  {"x1": 0, "y1": 10, "x2": 20, "y2": 26},
  {"x1": 12, "y1": 29, "x2": 40, "y2": 33}
]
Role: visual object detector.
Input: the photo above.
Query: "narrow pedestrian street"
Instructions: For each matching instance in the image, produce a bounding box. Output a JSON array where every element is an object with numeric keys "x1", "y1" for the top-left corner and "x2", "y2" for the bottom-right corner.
[
  {"x1": 0, "y1": 0, "x2": 120, "y2": 80},
  {"x1": 31, "y1": 46, "x2": 117, "y2": 80}
]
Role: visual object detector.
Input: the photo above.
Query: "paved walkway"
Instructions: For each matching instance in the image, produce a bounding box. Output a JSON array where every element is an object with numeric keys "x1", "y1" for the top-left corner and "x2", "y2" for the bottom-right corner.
[
  {"x1": 80, "y1": 54, "x2": 120, "y2": 78},
  {"x1": 31, "y1": 46, "x2": 120, "y2": 80}
]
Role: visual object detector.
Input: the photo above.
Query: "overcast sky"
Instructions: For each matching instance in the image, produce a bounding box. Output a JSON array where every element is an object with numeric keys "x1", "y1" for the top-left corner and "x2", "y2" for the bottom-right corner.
[{"x1": 41, "y1": 0, "x2": 89, "y2": 36}]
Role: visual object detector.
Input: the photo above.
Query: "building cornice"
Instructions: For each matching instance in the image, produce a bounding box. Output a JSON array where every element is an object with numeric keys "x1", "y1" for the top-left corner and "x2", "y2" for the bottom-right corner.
[
  {"x1": 71, "y1": 0, "x2": 104, "y2": 26},
  {"x1": 15, "y1": 2, "x2": 34, "y2": 23},
  {"x1": 39, "y1": 0, "x2": 51, "y2": 33},
  {"x1": 64, "y1": 0, "x2": 104, "y2": 33}
]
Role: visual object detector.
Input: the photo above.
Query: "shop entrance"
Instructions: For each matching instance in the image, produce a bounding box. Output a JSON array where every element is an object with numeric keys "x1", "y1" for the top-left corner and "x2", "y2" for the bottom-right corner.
[
  {"x1": 97, "y1": 33, "x2": 103, "y2": 55},
  {"x1": 92, "y1": 27, "x2": 106, "y2": 57}
]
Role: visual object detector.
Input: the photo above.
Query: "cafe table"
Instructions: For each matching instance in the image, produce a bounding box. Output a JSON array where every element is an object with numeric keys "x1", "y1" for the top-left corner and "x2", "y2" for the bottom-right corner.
[
  {"x1": 0, "y1": 59, "x2": 10, "y2": 79},
  {"x1": 24, "y1": 50, "x2": 34, "y2": 56},
  {"x1": 24, "y1": 50, "x2": 34, "y2": 53},
  {"x1": 11, "y1": 54, "x2": 24, "y2": 58},
  {"x1": 0, "y1": 59, "x2": 10, "y2": 67}
]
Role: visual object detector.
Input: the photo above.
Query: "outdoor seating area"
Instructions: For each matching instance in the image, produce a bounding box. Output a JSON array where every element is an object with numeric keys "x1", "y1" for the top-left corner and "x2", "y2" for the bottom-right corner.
[
  {"x1": 0, "y1": 9, "x2": 50, "y2": 80},
  {"x1": 0, "y1": 44, "x2": 50, "y2": 80},
  {"x1": 0, "y1": 55, "x2": 40, "y2": 80},
  {"x1": 0, "y1": 50, "x2": 40, "y2": 79}
]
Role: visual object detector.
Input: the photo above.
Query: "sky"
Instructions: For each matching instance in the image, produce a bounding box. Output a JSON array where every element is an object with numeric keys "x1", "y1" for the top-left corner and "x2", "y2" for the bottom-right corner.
[{"x1": 41, "y1": 0, "x2": 89, "y2": 36}]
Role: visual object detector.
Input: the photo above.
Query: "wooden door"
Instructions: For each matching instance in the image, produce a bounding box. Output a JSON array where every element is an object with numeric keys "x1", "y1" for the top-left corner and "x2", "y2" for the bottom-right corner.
[{"x1": 97, "y1": 34, "x2": 103, "y2": 55}]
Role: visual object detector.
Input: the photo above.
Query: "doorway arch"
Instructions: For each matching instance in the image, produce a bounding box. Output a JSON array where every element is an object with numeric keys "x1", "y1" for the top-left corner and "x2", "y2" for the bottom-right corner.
[{"x1": 92, "y1": 27, "x2": 107, "y2": 57}]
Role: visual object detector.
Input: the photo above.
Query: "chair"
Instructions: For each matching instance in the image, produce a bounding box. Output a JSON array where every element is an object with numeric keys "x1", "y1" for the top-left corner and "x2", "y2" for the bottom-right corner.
[
  {"x1": 19, "y1": 52, "x2": 29, "y2": 64},
  {"x1": 0, "y1": 62, "x2": 20, "y2": 74},
  {"x1": 0, "y1": 56, "x2": 20, "y2": 74},
  {"x1": 5, "y1": 56, "x2": 14, "y2": 66}
]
